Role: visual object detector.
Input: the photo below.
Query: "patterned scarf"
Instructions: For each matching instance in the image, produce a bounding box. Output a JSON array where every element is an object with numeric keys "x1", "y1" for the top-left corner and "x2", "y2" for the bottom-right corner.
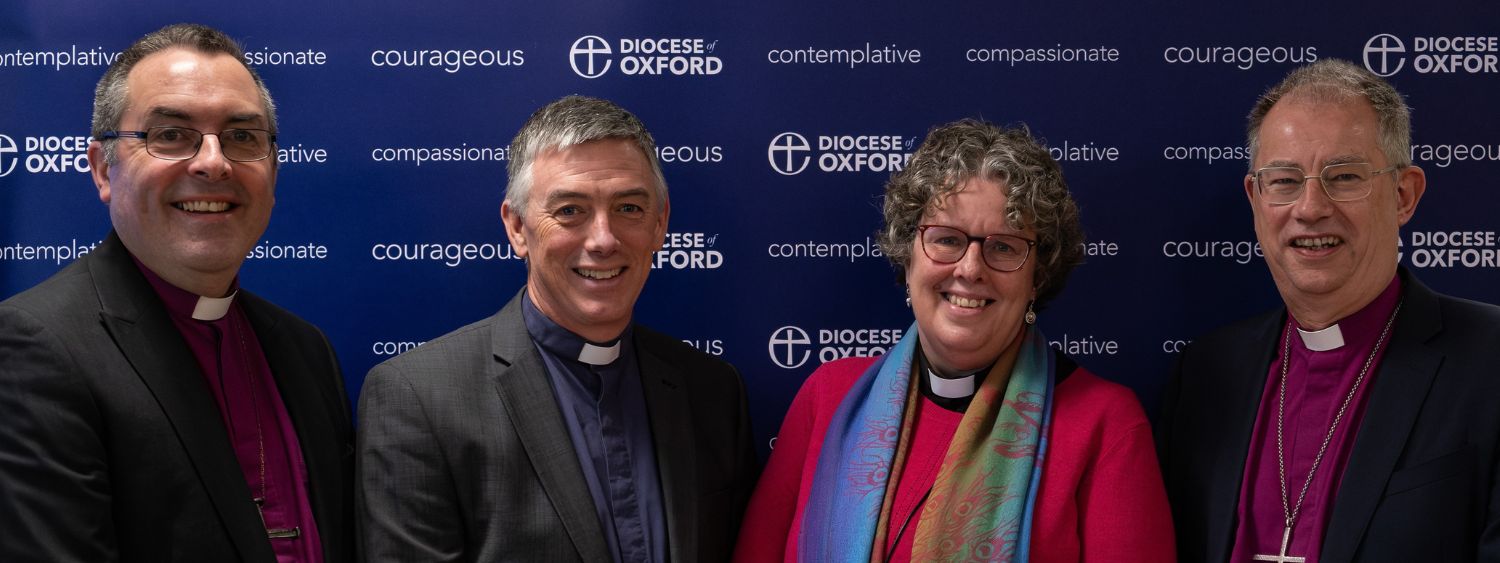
[{"x1": 799, "y1": 322, "x2": 1056, "y2": 562}]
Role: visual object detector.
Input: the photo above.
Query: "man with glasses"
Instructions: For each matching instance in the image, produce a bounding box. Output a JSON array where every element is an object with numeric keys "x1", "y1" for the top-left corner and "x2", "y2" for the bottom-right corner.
[
  {"x1": 1159, "y1": 58, "x2": 1500, "y2": 562},
  {"x1": 0, "y1": 24, "x2": 352, "y2": 562}
]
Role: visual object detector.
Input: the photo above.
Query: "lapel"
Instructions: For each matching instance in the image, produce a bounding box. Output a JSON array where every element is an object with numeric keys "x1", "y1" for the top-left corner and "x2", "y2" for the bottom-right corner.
[
  {"x1": 486, "y1": 290, "x2": 610, "y2": 562},
  {"x1": 636, "y1": 328, "x2": 699, "y2": 562},
  {"x1": 1206, "y1": 309, "x2": 1284, "y2": 563},
  {"x1": 1321, "y1": 273, "x2": 1444, "y2": 563},
  {"x1": 242, "y1": 293, "x2": 345, "y2": 562},
  {"x1": 88, "y1": 233, "x2": 275, "y2": 561}
]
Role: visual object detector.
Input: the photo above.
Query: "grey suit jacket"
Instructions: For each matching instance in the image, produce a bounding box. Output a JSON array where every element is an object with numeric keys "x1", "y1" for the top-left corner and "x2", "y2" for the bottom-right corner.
[
  {"x1": 0, "y1": 232, "x2": 354, "y2": 563},
  {"x1": 1158, "y1": 270, "x2": 1500, "y2": 562},
  {"x1": 356, "y1": 289, "x2": 757, "y2": 562}
]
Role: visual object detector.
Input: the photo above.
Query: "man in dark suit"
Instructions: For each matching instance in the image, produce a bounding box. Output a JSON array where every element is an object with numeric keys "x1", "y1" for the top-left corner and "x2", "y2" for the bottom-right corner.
[
  {"x1": 1158, "y1": 58, "x2": 1500, "y2": 562},
  {"x1": 0, "y1": 24, "x2": 352, "y2": 563},
  {"x1": 356, "y1": 95, "x2": 758, "y2": 562}
]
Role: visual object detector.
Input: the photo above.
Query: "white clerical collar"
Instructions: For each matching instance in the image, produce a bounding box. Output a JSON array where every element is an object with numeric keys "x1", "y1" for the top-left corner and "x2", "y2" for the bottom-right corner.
[
  {"x1": 191, "y1": 291, "x2": 237, "y2": 321},
  {"x1": 1297, "y1": 322, "x2": 1345, "y2": 351},
  {"x1": 927, "y1": 368, "x2": 977, "y2": 399},
  {"x1": 578, "y1": 341, "x2": 621, "y2": 366}
]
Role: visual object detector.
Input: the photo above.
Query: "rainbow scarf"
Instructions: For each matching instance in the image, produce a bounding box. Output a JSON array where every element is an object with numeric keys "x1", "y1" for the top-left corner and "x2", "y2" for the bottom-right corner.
[{"x1": 799, "y1": 322, "x2": 1056, "y2": 562}]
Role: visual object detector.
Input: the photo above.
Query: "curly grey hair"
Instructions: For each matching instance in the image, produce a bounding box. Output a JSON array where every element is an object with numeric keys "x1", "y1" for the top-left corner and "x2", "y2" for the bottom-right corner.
[
  {"x1": 878, "y1": 119, "x2": 1084, "y2": 307},
  {"x1": 505, "y1": 95, "x2": 667, "y2": 215},
  {"x1": 92, "y1": 23, "x2": 278, "y2": 164},
  {"x1": 1246, "y1": 58, "x2": 1411, "y2": 168}
]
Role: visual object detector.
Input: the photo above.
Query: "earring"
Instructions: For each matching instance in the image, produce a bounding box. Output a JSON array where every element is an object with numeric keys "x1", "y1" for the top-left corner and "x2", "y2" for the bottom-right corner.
[
  {"x1": 904, "y1": 287, "x2": 912, "y2": 308},
  {"x1": 1024, "y1": 300, "x2": 1037, "y2": 325}
]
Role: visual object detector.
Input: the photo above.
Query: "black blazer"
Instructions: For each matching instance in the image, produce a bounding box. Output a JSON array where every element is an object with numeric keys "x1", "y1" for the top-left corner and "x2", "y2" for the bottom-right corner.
[
  {"x1": 0, "y1": 232, "x2": 354, "y2": 562},
  {"x1": 356, "y1": 289, "x2": 758, "y2": 562},
  {"x1": 1158, "y1": 270, "x2": 1500, "y2": 562}
]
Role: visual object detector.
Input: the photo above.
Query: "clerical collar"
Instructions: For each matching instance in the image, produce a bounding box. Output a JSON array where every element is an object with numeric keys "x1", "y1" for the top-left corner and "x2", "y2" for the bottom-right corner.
[
  {"x1": 1297, "y1": 324, "x2": 1344, "y2": 351},
  {"x1": 578, "y1": 341, "x2": 621, "y2": 366},
  {"x1": 132, "y1": 256, "x2": 240, "y2": 322},
  {"x1": 191, "y1": 292, "x2": 237, "y2": 321},
  {"x1": 927, "y1": 368, "x2": 977, "y2": 399},
  {"x1": 915, "y1": 349, "x2": 990, "y2": 413},
  {"x1": 521, "y1": 290, "x2": 628, "y2": 366},
  {"x1": 1289, "y1": 274, "x2": 1403, "y2": 354}
]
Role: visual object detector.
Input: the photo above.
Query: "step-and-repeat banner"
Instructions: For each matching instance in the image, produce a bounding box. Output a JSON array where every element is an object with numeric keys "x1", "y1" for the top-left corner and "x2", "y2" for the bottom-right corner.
[{"x1": 4, "y1": 1, "x2": 1498, "y2": 457}]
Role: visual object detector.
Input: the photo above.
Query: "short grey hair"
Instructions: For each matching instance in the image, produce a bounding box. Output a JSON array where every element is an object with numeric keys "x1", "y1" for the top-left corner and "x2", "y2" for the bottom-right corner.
[
  {"x1": 878, "y1": 119, "x2": 1084, "y2": 308},
  {"x1": 92, "y1": 23, "x2": 278, "y2": 164},
  {"x1": 1247, "y1": 58, "x2": 1411, "y2": 168},
  {"x1": 505, "y1": 95, "x2": 667, "y2": 215}
]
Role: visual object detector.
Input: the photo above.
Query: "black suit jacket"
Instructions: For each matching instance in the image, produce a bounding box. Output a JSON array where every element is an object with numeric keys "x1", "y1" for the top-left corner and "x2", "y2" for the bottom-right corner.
[
  {"x1": 1158, "y1": 270, "x2": 1500, "y2": 562},
  {"x1": 356, "y1": 289, "x2": 758, "y2": 562},
  {"x1": 0, "y1": 233, "x2": 354, "y2": 562}
]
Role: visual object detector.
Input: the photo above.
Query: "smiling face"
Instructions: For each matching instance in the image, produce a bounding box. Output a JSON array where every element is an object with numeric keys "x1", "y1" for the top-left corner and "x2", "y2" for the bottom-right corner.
[
  {"x1": 1245, "y1": 96, "x2": 1425, "y2": 328},
  {"x1": 501, "y1": 138, "x2": 669, "y2": 342},
  {"x1": 907, "y1": 177, "x2": 1036, "y2": 376},
  {"x1": 87, "y1": 47, "x2": 276, "y2": 297}
]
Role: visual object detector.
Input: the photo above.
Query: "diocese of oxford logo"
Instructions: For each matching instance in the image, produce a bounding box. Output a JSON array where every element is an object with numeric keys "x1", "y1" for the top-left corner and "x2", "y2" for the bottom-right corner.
[
  {"x1": 570, "y1": 35, "x2": 613, "y2": 79},
  {"x1": 1363, "y1": 34, "x2": 1407, "y2": 77},
  {"x1": 767, "y1": 325, "x2": 812, "y2": 369},
  {"x1": 767, "y1": 132, "x2": 811, "y2": 176}
]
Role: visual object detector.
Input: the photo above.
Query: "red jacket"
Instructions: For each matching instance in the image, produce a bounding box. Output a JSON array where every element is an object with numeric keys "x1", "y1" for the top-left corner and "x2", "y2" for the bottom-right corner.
[{"x1": 734, "y1": 355, "x2": 1175, "y2": 562}]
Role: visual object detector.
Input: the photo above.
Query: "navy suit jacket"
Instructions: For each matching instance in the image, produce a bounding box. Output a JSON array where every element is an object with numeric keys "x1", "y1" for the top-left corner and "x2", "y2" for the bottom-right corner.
[
  {"x1": 1158, "y1": 270, "x2": 1500, "y2": 562},
  {"x1": 0, "y1": 233, "x2": 354, "y2": 562}
]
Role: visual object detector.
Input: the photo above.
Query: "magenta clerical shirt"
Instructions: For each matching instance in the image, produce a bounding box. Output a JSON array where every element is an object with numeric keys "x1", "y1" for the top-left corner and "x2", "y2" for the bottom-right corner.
[
  {"x1": 136, "y1": 262, "x2": 324, "y2": 563},
  {"x1": 1231, "y1": 275, "x2": 1402, "y2": 563}
]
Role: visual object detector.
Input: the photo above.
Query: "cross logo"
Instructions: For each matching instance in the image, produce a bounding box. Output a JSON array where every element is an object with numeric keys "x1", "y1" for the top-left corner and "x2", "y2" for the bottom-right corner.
[
  {"x1": 1363, "y1": 34, "x2": 1406, "y2": 77},
  {"x1": 570, "y1": 35, "x2": 613, "y2": 79},
  {"x1": 768, "y1": 325, "x2": 812, "y2": 369},
  {"x1": 767, "y1": 132, "x2": 811, "y2": 176},
  {"x1": 0, "y1": 134, "x2": 18, "y2": 177}
]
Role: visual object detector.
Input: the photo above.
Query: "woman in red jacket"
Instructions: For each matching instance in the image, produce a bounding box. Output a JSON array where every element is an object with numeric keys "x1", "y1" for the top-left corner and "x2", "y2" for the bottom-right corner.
[{"x1": 734, "y1": 119, "x2": 1174, "y2": 562}]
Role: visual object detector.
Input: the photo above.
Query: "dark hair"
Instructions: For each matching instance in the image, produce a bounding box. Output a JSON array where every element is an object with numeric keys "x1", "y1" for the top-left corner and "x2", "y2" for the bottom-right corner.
[{"x1": 93, "y1": 23, "x2": 277, "y2": 163}]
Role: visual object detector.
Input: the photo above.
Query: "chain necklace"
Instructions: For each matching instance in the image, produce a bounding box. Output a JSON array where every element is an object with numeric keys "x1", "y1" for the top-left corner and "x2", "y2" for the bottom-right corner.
[
  {"x1": 1253, "y1": 301, "x2": 1401, "y2": 563},
  {"x1": 224, "y1": 312, "x2": 300, "y2": 540}
]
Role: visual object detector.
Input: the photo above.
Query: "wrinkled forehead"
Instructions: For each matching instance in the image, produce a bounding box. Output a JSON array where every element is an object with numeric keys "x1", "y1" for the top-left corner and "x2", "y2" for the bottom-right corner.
[{"x1": 532, "y1": 141, "x2": 658, "y2": 196}]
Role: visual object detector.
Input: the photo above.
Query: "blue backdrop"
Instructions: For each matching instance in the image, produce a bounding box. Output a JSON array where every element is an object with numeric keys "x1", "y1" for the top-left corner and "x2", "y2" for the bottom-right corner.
[{"x1": 4, "y1": 1, "x2": 1499, "y2": 458}]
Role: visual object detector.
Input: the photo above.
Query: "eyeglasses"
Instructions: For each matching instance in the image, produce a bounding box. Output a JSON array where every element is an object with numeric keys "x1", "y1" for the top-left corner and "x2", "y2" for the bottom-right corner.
[
  {"x1": 100, "y1": 126, "x2": 277, "y2": 162},
  {"x1": 917, "y1": 224, "x2": 1036, "y2": 272},
  {"x1": 1251, "y1": 162, "x2": 1400, "y2": 205}
]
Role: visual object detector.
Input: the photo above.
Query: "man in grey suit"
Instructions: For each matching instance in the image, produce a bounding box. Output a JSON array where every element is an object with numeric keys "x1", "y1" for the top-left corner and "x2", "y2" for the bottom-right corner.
[
  {"x1": 0, "y1": 24, "x2": 352, "y2": 562},
  {"x1": 356, "y1": 95, "x2": 758, "y2": 562}
]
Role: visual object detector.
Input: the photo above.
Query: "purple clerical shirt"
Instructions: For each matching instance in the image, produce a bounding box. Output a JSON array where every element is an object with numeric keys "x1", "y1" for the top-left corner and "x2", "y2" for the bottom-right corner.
[
  {"x1": 136, "y1": 262, "x2": 323, "y2": 563},
  {"x1": 1231, "y1": 276, "x2": 1402, "y2": 563}
]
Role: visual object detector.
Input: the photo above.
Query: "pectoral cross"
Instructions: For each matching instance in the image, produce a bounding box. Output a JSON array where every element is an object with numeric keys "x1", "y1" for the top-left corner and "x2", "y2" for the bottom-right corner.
[
  {"x1": 1253, "y1": 526, "x2": 1305, "y2": 563},
  {"x1": 253, "y1": 497, "x2": 302, "y2": 539}
]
